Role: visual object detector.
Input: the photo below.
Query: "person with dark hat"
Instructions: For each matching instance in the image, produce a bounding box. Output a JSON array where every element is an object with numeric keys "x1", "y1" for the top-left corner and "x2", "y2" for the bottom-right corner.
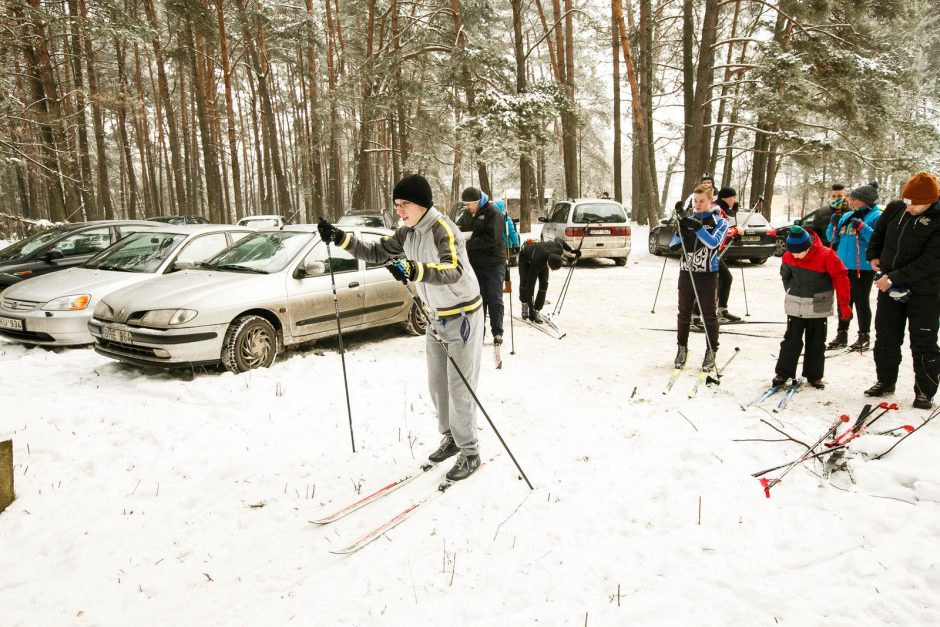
[
  {"x1": 825, "y1": 181, "x2": 882, "y2": 351},
  {"x1": 772, "y1": 226, "x2": 851, "y2": 389},
  {"x1": 712, "y1": 186, "x2": 743, "y2": 323},
  {"x1": 456, "y1": 187, "x2": 507, "y2": 345},
  {"x1": 517, "y1": 238, "x2": 580, "y2": 324},
  {"x1": 864, "y1": 171, "x2": 940, "y2": 409},
  {"x1": 316, "y1": 174, "x2": 485, "y2": 481}
]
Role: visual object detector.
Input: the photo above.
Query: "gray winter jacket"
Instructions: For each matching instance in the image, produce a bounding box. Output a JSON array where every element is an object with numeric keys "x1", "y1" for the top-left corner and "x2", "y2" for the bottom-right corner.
[{"x1": 338, "y1": 206, "x2": 482, "y2": 319}]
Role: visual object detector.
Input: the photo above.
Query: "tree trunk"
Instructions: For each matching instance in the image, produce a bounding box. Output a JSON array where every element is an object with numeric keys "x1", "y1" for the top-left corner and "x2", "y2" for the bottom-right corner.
[
  {"x1": 114, "y1": 38, "x2": 139, "y2": 219},
  {"x1": 185, "y1": 22, "x2": 223, "y2": 223},
  {"x1": 303, "y1": 0, "x2": 325, "y2": 220},
  {"x1": 611, "y1": 4, "x2": 622, "y2": 203},
  {"x1": 66, "y1": 0, "x2": 98, "y2": 220},
  {"x1": 560, "y1": 0, "x2": 579, "y2": 198},
  {"x1": 215, "y1": 0, "x2": 243, "y2": 222},
  {"x1": 682, "y1": 0, "x2": 720, "y2": 193}
]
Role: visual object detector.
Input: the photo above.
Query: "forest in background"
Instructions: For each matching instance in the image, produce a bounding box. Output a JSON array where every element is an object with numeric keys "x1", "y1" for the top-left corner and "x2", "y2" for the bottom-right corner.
[{"x1": 1, "y1": 0, "x2": 938, "y2": 234}]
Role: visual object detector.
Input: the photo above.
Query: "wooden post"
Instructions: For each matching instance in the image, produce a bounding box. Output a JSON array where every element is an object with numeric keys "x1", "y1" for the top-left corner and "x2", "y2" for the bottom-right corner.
[{"x1": 0, "y1": 440, "x2": 13, "y2": 513}]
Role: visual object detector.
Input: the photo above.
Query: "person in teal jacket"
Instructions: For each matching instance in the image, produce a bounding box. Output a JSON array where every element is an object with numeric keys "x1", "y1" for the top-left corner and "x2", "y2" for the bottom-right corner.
[{"x1": 825, "y1": 181, "x2": 883, "y2": 351}]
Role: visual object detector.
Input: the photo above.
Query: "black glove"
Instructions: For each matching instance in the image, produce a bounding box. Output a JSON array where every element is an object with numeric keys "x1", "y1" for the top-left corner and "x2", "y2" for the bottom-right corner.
[
  {"x1": 317, "y1": 219, "x2": 344, "y2": 245},
  {"x1": 385, "y1": 258, "x2": 417, "y2": 284},
  {"x1": 679, "y1": 216, "x2": 702, "y2": 234},
  {"x1": 829, "y1": 213, "x2": 841, "y2": 225},
  {"x1": 572, "y1": 248, "x2": 582, "y2": 259}
]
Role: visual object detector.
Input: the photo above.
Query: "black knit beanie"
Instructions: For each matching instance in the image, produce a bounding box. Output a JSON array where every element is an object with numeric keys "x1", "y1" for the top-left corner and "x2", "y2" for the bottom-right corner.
[
  {"x1": 393, "y1": 174, "x2": 433, "y2": 209},
  {"x1": 461, "y1": 187, "x2": 482, "y2": 202},
  {"x1": 547, "y1": 253, "x2": 563, "y2": 270},
  {"x1": 716, "y1": 187, "x2": 737, "y2": 200},
  {"x1": 848, "y1": 181, "x2": 879, "y2": 206}
]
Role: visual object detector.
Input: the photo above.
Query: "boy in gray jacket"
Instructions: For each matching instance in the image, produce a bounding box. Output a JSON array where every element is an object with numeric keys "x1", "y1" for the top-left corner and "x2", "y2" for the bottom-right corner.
[{"x1": 318, "y1": 174, "x2": 483, "y2": 481}]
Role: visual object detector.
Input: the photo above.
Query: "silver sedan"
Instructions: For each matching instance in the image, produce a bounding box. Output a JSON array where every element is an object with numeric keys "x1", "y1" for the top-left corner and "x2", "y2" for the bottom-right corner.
[{"x1": 88, "y1": 225, "x2": 426, "y2": 372}]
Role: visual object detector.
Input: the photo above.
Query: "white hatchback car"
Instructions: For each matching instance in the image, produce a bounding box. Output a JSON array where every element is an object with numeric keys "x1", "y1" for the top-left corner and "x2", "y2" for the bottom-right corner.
[
  {"x1": 538, "y1": 198, "x2": 632, "y2": 265},
  {"x1": 0, "y1": 225, "x2": 251, "y2": 346},
  {"x1": 88, "y1": 225, "x2": 426, "y2": 373}
]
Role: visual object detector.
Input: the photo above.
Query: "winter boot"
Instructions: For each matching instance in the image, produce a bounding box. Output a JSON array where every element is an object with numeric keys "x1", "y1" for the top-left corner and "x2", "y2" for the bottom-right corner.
[
  {"x1": 493, "y1": 335, "x2": 503, "y2": 346},
  {"x1": 529, "y1": 309, "x2": 544, "y2": 324},
  {"x1": 717, "y1": 307, "x2": 741, "y2": 323},
  {"x1": 849, "y1": 332, "x2": 870, "y2": 351},
  {"x1": 864, "y1": 381, "x2": 895, "y2": 397},
  {"x1": 913, "y1": 392, "x2": 934, "y2": 410},
  {"x1": 428, "y1": 434, "x2": 460, "y2": 463},
  {"x1": 445, "y1": 452, "x2": 481, "y2": 481},
  {"x1": 702, "y1": 348, "x2": 716, "y2": 371},
  {"x1": 771, "y1": 374, "x2": 788, "y2": 388},
  {"x1": 521, "y1": 303, "x2": 530, "y2": 320},
  {"x1": 674, "y1": 345, "x2": 688, "y2": 369},
  {"x1": 808, "y1": 379, "x2": 826, "y2": 390},
  {"x1": 827, "y1": 329, "x2": 848, "y2": 350}
]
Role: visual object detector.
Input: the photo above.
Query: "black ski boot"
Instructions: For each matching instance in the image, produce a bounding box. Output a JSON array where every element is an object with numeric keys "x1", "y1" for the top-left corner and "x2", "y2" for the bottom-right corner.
[
  {"x1": 428, "y1": 434, "x2": 459, "y2": 463},
  {"x1": 864, "y1": 381, "x2": 896, "y2": 397},
  {"x1": 808, "y1": 379, "x2": 826, "y2": 390},
  {"x1": 827, "y1": 330, "x2": 848, "y2": 350},
  {"x1": 717, "y1": 307, "x2": 741, "y2": 323},
  {"x1": 445, "y1": 452, "x2": 481, "y2": 481},
  {"x1": 493, "y1": 335, "x2": 503, "y2": 346},
  {"x1": 913, "y1": 392, "x2": 933, "y2": 410},
  {"x1": 529, "y1": 309, "x2": 544, "y2": 324},
  {"x1": 772, "y1": 374, "x2": 788, "y2": 388},
  {"x1": 702, "y1": 348, "x2": 716, "y2": 371},
  {"x1": 521, "y1": 303, "x2": 530, "y2": 320},
  {"x1": 849, "y1": 332, "x2": 870, "y2": 351},
  {"x1": 674, "y1": 345, "x2": 688, "y2": 369}
]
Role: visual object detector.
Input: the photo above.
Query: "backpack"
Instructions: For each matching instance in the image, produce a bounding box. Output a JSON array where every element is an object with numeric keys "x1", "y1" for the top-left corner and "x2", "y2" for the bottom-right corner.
[{"x1": 493, "y1": 199, "x2": 520, "y2": 249}]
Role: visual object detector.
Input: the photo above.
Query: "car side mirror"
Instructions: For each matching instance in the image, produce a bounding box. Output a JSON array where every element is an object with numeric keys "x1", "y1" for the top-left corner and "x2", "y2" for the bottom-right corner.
[
  {"x1": 43, "y1": 249, "x2": 65, "y2": 262},
  {"x1": 793, "y1": 218, "x2": 802, "y2": 226},
  {"x1": 537, "y1": 216, "x2": 546, "y2": 223},
  {"x1": 300, "y1": 260, "x2": 326, "y2": 277},
  {"x1": 173, "y1": 259, "x2": 195, "y2": 271}
]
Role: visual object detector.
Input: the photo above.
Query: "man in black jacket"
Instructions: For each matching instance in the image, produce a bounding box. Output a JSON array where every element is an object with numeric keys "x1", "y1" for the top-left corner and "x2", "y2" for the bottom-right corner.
[
  {"x1": 864, "y1": 172, "x2": 940, "y2": 409},
  {"x1": 457, "y1": 187, "x2": 507, "y2": 344},
  {"x1": 517, "y1": 238, "x2": 580, "y2": 323}
]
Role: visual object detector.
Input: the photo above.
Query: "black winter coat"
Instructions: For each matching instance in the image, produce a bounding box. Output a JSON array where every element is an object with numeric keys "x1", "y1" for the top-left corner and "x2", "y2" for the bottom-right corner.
[
  {"x1": 456, "y1": 202, "x2": 506, "y2": 268},
  {"x1": 867, "y1": 199, "x2": 940, "y2": 295}
]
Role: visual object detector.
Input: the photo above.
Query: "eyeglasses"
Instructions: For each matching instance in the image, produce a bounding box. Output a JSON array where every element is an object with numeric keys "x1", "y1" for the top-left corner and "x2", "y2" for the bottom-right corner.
[{"x1": 393, "y1": 201, "x2": 410, "y2": 209}]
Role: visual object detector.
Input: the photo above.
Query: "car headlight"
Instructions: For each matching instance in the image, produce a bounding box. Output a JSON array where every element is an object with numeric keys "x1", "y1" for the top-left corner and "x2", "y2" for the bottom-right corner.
[
  {"x1": 139, "y1": 309, "x2": 197, "y2": 327},
  {"x1": 93, "y1": 300, "x2": 114, "y2": 320},
  {"x1": 43, "y1": 294, "x2": 91, "y2": 311}
]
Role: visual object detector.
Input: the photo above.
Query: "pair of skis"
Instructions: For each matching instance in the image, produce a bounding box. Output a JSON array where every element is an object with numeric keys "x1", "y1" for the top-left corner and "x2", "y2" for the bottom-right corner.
[
  {"x1": 511, "y1": 315, "x2": 566, "y2": 340},
  {"x1": 664, "y1": 347, "x2": 740, "y2": 398},
  {"x1": 748, "y1": 378, "x2": 803, "y2": 410},
  {"x1": 312, "y1": 462, "x2": 475, "y2": 555}
]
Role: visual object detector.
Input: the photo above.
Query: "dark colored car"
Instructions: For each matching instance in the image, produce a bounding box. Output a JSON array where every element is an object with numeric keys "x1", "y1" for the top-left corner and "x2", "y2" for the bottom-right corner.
[
  {"x1": 773, "y1": 207, "x2": 833, "y2": 256},
  {"x1": 147, "y1": 215, "x2": 210, "y2": 225},
  {"x1": 649, "y1": 211, "x2": 778, "y2": 264},
  {"x1": 0, "y1": 220, "x2": 153, "y2": 292}
]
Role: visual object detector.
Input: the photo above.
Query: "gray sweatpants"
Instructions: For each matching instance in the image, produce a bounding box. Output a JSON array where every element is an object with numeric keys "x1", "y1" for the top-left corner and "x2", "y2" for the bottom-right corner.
[{"x1": 426, "y1": 309, "x2": 483, "y2": 456}]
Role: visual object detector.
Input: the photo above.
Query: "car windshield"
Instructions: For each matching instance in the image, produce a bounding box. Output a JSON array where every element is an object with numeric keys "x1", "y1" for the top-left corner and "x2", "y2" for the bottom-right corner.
[
  {"x1": 338, "y1": 215, "x2": 384, "y2": 227},
  {"x1": 0, "y1": 229, "x2": 66, "y2": 261},
  {"x1": 239, "y1": 218, "x2": 281, "y2": 229},
  {"x1": 730, "y1": 212, "x2": 769, "y2": 227},
  {"x1": 573, "y1": 203, "x2": 627, "y2": 224},
  {"x1": 85, "y1": 232, "x2": 187, "y2": 273},
  {"x1": 204, "y1": 231, "x2": 312, "y2": 273}
]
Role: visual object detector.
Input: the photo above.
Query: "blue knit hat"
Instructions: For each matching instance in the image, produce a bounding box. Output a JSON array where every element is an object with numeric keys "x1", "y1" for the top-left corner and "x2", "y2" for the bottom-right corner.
[{"x1": 786, "y1": 226, "x2": 812, "y2": 253}]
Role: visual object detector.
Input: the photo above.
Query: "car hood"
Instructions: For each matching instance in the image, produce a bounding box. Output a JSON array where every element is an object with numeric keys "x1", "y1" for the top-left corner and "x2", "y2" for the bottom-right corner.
[
  {"x1": 2, "y1": 267, "x2": 155, "y2": 302},
  {"x1": 102, "y1": 269, "x2": 283, "y2": 314}
]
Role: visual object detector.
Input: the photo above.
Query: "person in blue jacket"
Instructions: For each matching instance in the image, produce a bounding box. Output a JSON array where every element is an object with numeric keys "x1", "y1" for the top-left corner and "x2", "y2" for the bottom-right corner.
[{"x1": 825, "y1": 181, "x2": 882, "y2": 351}]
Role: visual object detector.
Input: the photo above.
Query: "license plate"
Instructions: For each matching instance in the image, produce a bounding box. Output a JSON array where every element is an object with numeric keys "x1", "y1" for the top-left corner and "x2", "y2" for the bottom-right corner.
[
  {"x1": 742, "y1": 235, "x2": 760, "y2": 242},
  {"x1": 589, "y1": 229, "x2": 611, "y2": 235},
  {"x1": 0, "y1": 316, "x2": 23, "y2": 330},
  {"x1": 102, "y1": 327, "x2": 133, "y2": 344}
]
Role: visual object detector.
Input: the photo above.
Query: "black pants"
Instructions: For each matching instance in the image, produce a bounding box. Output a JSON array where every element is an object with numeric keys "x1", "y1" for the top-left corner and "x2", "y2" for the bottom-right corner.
[
  {"x1": 837, "y1": 269, "x2": 875, "y2": 333},
  {"x1": 776, "y1": 317, "x2": 827, "y2": 381},
  {"x1": 518, "y1": 256, "x2": 549, "y2": 311},
  {"x1": 473, "y1": 262, "x2": 506, "y2": 336},
  {"x1": 678, "y1": 272, "x2": 719, "y2": 351},
  {"x1": 873, "y1": 291, "x2": 940, "y2": 397},
  {"x1": 717, "y1": 259, "x2": 732, "y2": 308}
]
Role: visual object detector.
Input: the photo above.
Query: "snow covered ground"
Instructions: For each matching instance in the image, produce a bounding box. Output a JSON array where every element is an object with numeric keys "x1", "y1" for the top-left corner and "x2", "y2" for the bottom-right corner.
[{"x1": 2, "y1": 225, "x2": 939, "y2": 626}]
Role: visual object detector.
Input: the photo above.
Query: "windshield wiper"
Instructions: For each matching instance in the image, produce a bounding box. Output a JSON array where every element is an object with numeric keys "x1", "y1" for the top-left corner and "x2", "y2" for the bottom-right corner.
[
  {"x1": 214, "y1": 263, "x2": 268, "y2": 274},
  {"x1": 89, "y1": 264, "x2": 135, "y2": 272}
]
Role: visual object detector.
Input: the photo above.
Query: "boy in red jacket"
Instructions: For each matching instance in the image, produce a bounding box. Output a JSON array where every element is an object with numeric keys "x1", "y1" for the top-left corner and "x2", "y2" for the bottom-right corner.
[{"x1": 774, "y1": 226, "x2": 852, "y2": 389}]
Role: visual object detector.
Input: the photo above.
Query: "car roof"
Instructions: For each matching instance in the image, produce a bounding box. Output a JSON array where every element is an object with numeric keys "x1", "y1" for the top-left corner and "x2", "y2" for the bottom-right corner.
[
  {"x1": 238, "y1": 214, "x2": 284, "y2": 220},
  {"x1": 566, "y1": 198, "x2": 623, "y2": 204},
  {"x1": 49, "y1": 219, "x2": 154, "y2": 232},
  {"x1": 125, "y1": 224, "x2": 252, "y2": 235},
  {"x1": 280, "y1": 224, "x2": 393, "y2": 237}
]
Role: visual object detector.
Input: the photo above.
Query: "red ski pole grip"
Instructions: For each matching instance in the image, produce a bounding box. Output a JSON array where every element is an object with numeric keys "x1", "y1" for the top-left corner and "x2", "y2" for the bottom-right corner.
[{"x1": 759, "y1": 478, "x2": 772, "y2": 498}]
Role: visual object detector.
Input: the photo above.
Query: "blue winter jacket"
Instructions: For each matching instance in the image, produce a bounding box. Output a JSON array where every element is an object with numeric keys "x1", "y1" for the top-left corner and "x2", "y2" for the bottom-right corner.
[{"x1": 826, "y1": 205, "x2": 881, "y2": 272}]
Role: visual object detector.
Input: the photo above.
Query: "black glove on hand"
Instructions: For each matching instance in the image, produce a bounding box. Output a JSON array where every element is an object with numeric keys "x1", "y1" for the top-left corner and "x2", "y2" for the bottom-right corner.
[
  {"x1": 317, "y1": 219, "x2": 344, "y2": 245},
  {"x1": 385, "y1": 258, "x2": 417, "y2": 284},
  {"x1": 680, "y1": 216, "x2": 703, "y2": 234},
  {"x1": 572, "y1": 248, "x2": 582, "y2": 259}
]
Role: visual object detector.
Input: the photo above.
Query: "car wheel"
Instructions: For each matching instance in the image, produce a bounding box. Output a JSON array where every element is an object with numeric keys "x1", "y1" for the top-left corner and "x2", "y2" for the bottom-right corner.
[
  {"x1": 648, "y1": 233, "x2": 660, "y2": 256},
  {"x1": 750, "y1": 257, "x2": 769, "y2": 265},
  {"x1": 221, "y1": 315, "x2": 278, "y2": 373},
  {"x1": 613, "y1": 257, "x2": 627, "y2": 266},
  {"x1": 774, "y1": 239, "x2": 786, "y2": 257},
  {"x1": 402, "y1": 301, "x2": 428, "y2": 336}
]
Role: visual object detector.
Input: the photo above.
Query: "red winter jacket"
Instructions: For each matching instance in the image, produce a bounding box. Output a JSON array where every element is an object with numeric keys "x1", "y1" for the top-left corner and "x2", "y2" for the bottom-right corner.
[{"x1": 781, "y1": 231, "x2": 851, "y2": 320}]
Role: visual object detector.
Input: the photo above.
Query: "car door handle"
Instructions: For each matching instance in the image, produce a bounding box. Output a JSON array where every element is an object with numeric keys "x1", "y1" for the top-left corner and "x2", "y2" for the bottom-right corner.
[{"x1": 347, "y1": 281, "x2": 360, "y2": 288}]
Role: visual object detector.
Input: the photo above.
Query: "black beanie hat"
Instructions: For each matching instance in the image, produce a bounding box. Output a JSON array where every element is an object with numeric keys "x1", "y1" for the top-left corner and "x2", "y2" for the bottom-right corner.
[
  {"x1": 547, "y1": 253, "x2": 563, "y2": 270},
  {"x1": 393, "y1": 174, "x2": 433, "y2": 209},
  {"x1": 461, "y1": 187, "x2": 482, "y2": 202},
  {"x1": 716, "y1": 187, "x2": 737, "y2": 200},
  {"x1": 848, "y1": 181, "x2": 879, "y2": 206}
]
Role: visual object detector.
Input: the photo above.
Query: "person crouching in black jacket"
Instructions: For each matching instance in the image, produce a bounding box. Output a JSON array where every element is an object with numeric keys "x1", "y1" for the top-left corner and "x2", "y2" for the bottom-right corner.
[
  {"x1": 865, "y1": 171, "x2": 940, "y2": 409},
  {"x1": 517, "y1": 238, "x2": 580, "y2": 323}
]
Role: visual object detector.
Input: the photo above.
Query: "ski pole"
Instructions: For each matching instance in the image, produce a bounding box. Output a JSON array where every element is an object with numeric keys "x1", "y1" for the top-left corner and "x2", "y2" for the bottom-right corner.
[
  {"x1": 706, "y1": 346, "x2": 740, "y2": 385},
  {"x1": 677, "y1": 223, "x2": 719, "y2": 377},
  {"x1": 754, "y1": 413, "x2": 852, "y2": 489},
  {"x1": 552, "y1": 219, "x2": 592, "y2": 316},
  {"x1": 740, "y1": 265, "x2": 750, "y2": 316},
  {"x1": 396, "y1": 270, "x2": 533, "y2": 490},
  {"x1": 728, "y1": 198, "x2": 763, "y2": 318},
  {"x1": 504, "y1": 217, "x2": 516, "y2": 356},
  {"x1": 324, "y1": 235, "x2": 356, "y2": 454},
  {"x1": 650, "y1": 252, "x2": 670, "y2": 313}
]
